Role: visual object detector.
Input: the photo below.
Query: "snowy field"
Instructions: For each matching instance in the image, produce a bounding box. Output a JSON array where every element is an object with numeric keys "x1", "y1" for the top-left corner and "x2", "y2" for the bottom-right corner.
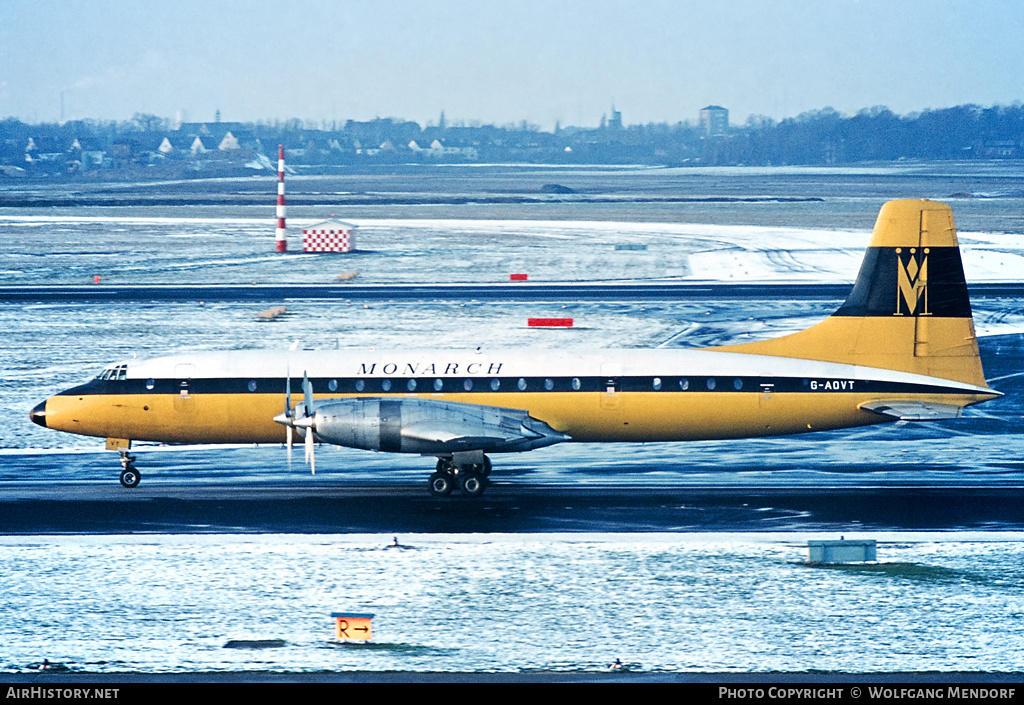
[
  {"x1": 4, "y1": 532, "x2": 1024, "y2": 675},
  {"x1": 3, "y1": 213, "x2": 1024, "y2": 286}
]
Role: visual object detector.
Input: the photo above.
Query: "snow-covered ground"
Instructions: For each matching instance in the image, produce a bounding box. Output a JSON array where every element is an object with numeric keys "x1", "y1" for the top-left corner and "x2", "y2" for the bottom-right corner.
[{"x1": 4, "y1": 213, "x2": 1024, "y2": 285}]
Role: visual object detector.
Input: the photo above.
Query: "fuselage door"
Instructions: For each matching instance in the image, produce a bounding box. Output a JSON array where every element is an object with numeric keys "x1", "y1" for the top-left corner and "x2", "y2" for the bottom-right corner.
[
  {"x1": 600, "y1": 362, "x2": 622, "y2": 410},
  {"x1": 174, "y1": 363, "x2": 196, "y2": 414},
  {"x1": 758, "y1": 382, "x2": 775, "y2": 431}
]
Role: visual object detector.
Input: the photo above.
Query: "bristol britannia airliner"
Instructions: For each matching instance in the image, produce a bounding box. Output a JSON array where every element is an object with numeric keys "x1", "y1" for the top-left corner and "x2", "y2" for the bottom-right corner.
[{"x1": 31, "y1": 200, "x2": 1001, "y2": 496}]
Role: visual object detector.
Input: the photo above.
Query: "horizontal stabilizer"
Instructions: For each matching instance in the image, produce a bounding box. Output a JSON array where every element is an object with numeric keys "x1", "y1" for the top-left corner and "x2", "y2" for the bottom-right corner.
[{"x1": 860, "y1": 400, "x2": 964, "y2": 421}]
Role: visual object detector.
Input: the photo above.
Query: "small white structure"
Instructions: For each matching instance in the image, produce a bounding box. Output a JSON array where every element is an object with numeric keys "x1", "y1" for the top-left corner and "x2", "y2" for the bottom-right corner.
[
  {"x1": 807, "y1": 539, "x2": 877, "y2": 564},
  {"x1": 302, "y1": 218, "x2": 356, "y2": 253}
]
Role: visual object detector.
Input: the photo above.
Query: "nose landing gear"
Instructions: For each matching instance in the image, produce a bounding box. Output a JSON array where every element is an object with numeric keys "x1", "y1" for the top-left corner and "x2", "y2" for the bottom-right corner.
[{"x1": 118, "y1": 449, "x2": 140, "y2": 488}]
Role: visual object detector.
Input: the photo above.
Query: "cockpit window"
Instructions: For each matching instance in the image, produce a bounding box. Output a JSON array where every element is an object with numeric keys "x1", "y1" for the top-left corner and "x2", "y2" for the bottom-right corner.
[{"x1": 98, "y1": 364, "x2": 129, "y2": 381}]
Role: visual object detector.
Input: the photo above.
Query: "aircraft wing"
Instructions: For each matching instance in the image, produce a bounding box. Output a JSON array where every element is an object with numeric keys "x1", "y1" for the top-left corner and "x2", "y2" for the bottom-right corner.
[{"x1": 860, "y1": 400, "x2": 965, "y2": 421}]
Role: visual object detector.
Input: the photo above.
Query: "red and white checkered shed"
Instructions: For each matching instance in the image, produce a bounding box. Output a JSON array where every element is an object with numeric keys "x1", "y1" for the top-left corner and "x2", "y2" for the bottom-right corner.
[{"x1": 302, "y1": 228, "x2": 354, "y2": 253}]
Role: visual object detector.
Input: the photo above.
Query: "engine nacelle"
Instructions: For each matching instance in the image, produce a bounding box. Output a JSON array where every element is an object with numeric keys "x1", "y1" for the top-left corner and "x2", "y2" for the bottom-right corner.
[{"x1": 309, "y1": 398, "x2": 569, "y2": 454}]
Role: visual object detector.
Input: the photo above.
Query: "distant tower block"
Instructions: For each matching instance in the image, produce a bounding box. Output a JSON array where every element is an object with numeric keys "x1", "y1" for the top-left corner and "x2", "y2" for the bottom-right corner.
[
  {"x1": 275, "y1": 144, "x2": 287, "y2": 252},
  {"x1": 303, "y1": 218, "x2": 356, "y2": 253},
  {"x1": 699, "y1": 105, "x2": 729, "y2": 136}
]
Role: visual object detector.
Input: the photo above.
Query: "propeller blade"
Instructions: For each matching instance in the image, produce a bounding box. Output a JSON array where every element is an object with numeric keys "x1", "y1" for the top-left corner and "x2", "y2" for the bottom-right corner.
[
  {"x1": 305, "y1": 422, "x2": 315, "y2": 475},
  {"x1": 283, "y1": 367, "x2": 294, "y2": 467},
  {"x1": 285, "y1": 367, "x2": 293, "y2": 419},
  {"x1": 302, "y1": 371, "x2": 314, "y2": 418},
  {"x1": 300, "y1": 372, "x2": 315, "y2": 474}
]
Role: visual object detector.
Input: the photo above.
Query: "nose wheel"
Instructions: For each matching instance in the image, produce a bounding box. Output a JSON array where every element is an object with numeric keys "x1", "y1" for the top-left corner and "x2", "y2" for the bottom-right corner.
[
  {"x1": 118, "y1": 449, "x2": 140, "y2": 488},
  {"x1": 429, "y1": 455, "x2": 492, "y2": 497}
]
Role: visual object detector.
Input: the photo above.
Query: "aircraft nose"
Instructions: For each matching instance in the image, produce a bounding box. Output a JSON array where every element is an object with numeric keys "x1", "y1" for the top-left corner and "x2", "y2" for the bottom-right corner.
[{"x1": 30, "y1": 401, "x2": 47, "y2": 428}]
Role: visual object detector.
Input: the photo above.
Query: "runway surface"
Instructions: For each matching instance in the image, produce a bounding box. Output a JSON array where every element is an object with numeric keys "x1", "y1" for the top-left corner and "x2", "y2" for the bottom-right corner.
[{"x1": 4, "y1": 482, "x2": 1024, "y2": 534}]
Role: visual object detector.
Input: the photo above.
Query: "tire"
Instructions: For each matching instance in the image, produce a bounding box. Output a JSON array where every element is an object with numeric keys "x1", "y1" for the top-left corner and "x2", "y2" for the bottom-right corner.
[
  {"x1": 119, "y1": 468, "x2": 140, "y2": 488},
  {"x1": 428, "y1": 472, "x2": 453, "y2": 497},
  {"x1": 459, "y1": 473, "x2": 486, "y2": 497}
]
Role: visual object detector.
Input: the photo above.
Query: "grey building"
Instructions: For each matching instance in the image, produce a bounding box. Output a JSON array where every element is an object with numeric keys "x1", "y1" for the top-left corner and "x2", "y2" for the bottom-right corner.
[{"x1": 699, "y1": 105, "x2": 729, "y2": 136}]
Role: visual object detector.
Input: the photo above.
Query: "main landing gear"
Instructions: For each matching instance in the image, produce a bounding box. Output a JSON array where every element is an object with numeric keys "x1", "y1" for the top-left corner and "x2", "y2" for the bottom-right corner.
[
  {"x1": 428, "y1": 452, "x2": 492, "y2": 498},
  {"x1": 118, "y1": 449, "x2": 140, "y2": 488}
]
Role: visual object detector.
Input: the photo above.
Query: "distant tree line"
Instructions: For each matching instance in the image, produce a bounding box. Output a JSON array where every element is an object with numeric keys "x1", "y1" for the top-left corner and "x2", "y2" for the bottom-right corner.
[
  {"x1": 1, "y1": 103, "x2": 1022, "y2": 179},
  {"x1": 730, "y1": 104, "x2": 1024, "y2": 165}
]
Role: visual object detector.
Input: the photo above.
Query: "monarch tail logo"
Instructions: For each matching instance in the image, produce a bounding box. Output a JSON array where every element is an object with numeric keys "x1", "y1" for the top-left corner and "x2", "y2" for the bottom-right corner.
[{"x1": 895, "y1": 247, "x2": 929, "y2": 316}]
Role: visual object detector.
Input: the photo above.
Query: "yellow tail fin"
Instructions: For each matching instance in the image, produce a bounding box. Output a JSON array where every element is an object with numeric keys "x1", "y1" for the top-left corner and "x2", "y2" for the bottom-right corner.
[{"x1": 711, "y1": 199, "x2": 989, "y2": 388}]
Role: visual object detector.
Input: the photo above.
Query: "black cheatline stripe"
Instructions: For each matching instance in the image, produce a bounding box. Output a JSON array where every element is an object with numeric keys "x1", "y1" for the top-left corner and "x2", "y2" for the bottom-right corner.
[{"x1": 59, "y1": 375, "x2": 974, "y2": 398}]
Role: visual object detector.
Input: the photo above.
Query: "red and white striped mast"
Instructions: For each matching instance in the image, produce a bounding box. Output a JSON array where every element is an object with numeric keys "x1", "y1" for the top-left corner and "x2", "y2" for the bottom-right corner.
[{"x1": 275, "y1": 144, "x2": 287, "y2": 252}]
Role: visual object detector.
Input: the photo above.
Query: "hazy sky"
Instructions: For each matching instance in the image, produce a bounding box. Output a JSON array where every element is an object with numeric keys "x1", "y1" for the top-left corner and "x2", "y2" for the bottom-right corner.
[{"x1": 2, "y1": 0, "x2": 1022, "y2": 129}]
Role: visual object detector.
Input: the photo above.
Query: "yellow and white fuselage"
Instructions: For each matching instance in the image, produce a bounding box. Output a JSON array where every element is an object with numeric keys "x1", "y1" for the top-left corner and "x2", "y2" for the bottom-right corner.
[{"x1": 36, "y1": 346, "x2": 996, "y2": 447}]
